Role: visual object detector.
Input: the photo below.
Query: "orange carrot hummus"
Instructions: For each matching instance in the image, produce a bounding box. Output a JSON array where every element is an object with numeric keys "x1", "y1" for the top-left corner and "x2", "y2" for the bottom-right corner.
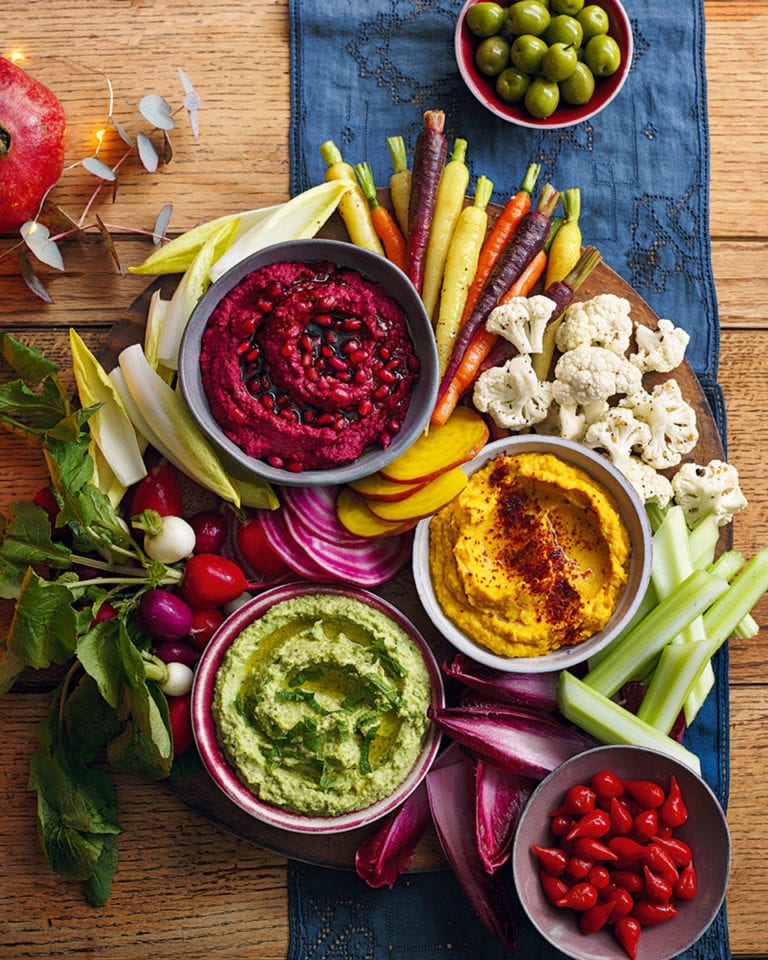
[{"x1": 428, "y1": 452, "x2": 631, "y2": 658}]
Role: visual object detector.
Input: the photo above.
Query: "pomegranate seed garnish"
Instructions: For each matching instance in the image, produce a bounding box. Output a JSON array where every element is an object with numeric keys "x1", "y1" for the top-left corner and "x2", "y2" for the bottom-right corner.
[
  {"x1": 387, "y1": 419, "x2": 401, "y2": 434},
  {"x1": 236, "y1": 340, "x2": 251, "y2": 356},
  {"x1": 280, "y1": 342, "x2": 293, "y2": 357},
  {"x1": 325, "y1": 329, "x2": 337, "y2": 343},
  {"x1": 321, "y1": 344, "x2": 334, "y2": 358},
  {"x1": 316, "y1": 412, "x2": 335, "y2": 426},
  {"x1": 316, "y1": 313, "x2": 332, "y2": 327},
  {"x1": 306, "y1": 367, "x2": 319, "y2": 382},
  {"x1": 358, "y1": 399, "x2": 373, "y2": 416},
  {"x1": 354, "y1": 368, "x2": 368, "y2": 384},
  {"x1": 386, "y1": 358, "x2": 400, "y2": 370},
  {"x1": 286, "y1": 460, "x2": 304, "y2": 473},
  {"x1": 301, "y1": 352, "x2": 313, "y2": 367},
  {"x1": 257, "y1": 299, "x2": 274, "y2": 313},
  {"x1": 407, "y1": 354, "x2": 420, "y2": 372},
  {"x1": 262, "y1": 394, "x2": 275, "y2": 410},
  {"x1": 267, "y1": 455, "x2": 284, "y2": 468},
  {"x1": 379, "y1": 368, "x2": 396, "y2": 384},
  {"x1": 374, "y1": 384, "x2": 391, "y2": 399},
  {"x1": 379, "y1": 431, "x2": 392, "y2": 448},
  {"x1": 342, "y1": 318, "x2": 362, "y2": 331},
  {"x1": 301, "y1": 334, "x2": 313, "y2": 351},
  {"x1": 349, "y1": 349, "x2": 367, "y2": 364},
  {"x1": 329, "y1": 356, "x2": 348, "y2": 371},
  {"x1": 379, "y1": 346, "x2": 391, "y2": 360}
]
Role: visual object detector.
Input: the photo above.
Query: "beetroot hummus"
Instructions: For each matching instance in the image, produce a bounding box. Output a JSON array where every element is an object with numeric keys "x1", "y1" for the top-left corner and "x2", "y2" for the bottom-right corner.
[{"x1": 199, "y1": 260, "x2": 420, "y2": 472}]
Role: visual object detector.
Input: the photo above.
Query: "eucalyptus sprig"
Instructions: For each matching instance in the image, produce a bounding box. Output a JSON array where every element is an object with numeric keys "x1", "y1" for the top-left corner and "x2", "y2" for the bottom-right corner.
[{"x1": 3, "y1": 65, "x2": 201, "y2": 302}]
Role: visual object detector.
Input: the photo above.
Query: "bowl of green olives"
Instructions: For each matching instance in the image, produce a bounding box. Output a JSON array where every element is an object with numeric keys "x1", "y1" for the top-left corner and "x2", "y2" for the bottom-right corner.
[{"x1": 455, "y1": 0, "x2": 632, "y2": 128}]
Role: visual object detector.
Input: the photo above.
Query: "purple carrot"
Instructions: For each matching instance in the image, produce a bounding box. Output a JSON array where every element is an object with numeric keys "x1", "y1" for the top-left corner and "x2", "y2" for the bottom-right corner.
[
  {"x1": 443, "y1": 653, "x2": 560, "y2": 712},
  {"x1": 427, "y1": 754, "x2": 518, "y2": 952},
  {"x1": 474, "y1": 757, "x2": 535, "y2": 875},
  {"x1": 437, "y1": 182, "x2": 560, "y2": 397},
  {"x1": 428, "y1": 703, "x2": 595, "y2": 780},
  {"x1": 406, "y1": 109, "x2": 447, "y2": 294},
  {"x1": 355, "y1": 743, "x2": 463, "y2": 888}
]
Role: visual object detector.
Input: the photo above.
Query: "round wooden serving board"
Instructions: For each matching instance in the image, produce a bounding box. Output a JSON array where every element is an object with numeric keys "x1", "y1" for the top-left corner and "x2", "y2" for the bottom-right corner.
[{"x1": 102, "y1": 199, "x2": 725, "y2": 873}]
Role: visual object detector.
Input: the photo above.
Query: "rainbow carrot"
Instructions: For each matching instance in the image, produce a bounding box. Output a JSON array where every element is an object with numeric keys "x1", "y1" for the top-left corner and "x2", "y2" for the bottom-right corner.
[
  {"x1": 354, "y1": 162, "x2": 407, "y2": 271},
  {"x1": 319, "y1": 140, "x2": 384, "y2": 255},
  {"x1": 405, "y1": 109, "x2": 448, "y2": 294}
]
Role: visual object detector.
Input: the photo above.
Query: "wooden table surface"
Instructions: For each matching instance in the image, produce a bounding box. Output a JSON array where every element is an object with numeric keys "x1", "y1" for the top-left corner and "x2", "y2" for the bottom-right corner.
[{"x1": 1, "y1": 2, "x2": 766, "y2": 957}]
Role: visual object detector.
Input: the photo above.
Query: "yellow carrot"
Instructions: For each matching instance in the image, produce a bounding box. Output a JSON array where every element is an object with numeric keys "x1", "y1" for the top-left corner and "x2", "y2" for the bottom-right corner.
[
  {"x1": 544, "y1": 187, "x2": 581, "y2": 287},
  {"x1": 387, "y1": 135, "x2": 412, "y2": 239},
  {"x1": 434, "y1": 176, "x2": 493, "y2": 376},
  {"x1": 319, "y1": 140, "x2": 384, "y2": 255},
  {"x1": 421, "y1": 138, "x2": 470, "y2": 322}
]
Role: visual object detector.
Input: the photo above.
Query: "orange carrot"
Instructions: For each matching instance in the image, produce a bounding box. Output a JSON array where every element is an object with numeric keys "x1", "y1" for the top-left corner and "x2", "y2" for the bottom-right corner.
[
  {"x1": 499, "y1": 247, "x2": 547, "y2": 304},
  {"x1": 355, "y1": 162, "x2": 407, "y2": 271},
  {"x1": 460, "y1": 162, "x2": 540, "y2": 325}
]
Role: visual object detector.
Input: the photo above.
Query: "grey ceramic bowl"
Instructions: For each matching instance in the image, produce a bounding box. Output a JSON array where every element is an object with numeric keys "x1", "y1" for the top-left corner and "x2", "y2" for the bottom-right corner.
[
  {"x1": 178, "y1": 238, "x2": 439, "y2": 486},
  {"x1": 512, "y1": 744, "x2": 731, "y2": 960},
  {"x1": 413, "y1": 434, "x2": 652, "y2": 673},
  {"x1": 191, "y1": 581, "x2": 444, "y2": 834}
]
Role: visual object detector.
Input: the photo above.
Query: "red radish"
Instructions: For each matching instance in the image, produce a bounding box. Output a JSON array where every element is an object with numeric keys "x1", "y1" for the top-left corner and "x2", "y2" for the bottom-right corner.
[
  {"x1": 437, "y1": 182, "x2": 560, "y2": 397},
  {"x1": 166, "y1": 693, "x2": 194, "y2": 756},
  {"x1": 137, "y1": 588, "x2": 193, "y2": 641},
  {"x1": 179, "y1": 553, "x2": 248, "y2": 608},
  {"x1": 152, "y1": 638, "x2": 199, "y2": 668},
  {"x1": 188, "y1": 509, "x2": 227, "y2": 554},
  {"x1": 129, "y1": 462, "x2": 183, "y2": 518},
  {"x1": 187, "y1": 606, "x2": 225, "y2": 651},
  {"x1": 405, "y1": 109, "x2": 447, "y2": 294}
]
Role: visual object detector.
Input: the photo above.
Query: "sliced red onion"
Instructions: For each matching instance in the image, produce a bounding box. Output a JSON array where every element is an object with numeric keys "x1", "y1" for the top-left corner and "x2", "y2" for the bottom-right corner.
[
  {"x1": 474, "y1": 758, "x2": 535, "y2": 875},
  {"x1": 443, "y1": 654, "x2": 559, "y2": 713},
  {"x1": 427, "y1": 756, "x2": 517, "y2": 953},
  {"x1": 428, "y1": 704, "x2": 594, "y2": 780}
]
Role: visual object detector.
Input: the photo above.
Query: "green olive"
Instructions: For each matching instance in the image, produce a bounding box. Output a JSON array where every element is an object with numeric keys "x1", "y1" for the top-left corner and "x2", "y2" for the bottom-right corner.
[
  {"x1": 584, "y1": 33, "x2": 621, "y2": 76},
  {"x1": 546, "y1": 13, "x2": 584, "y2": 47},
  {"x1": 475, "y1": 35, "x2": 511, "y2": 77},
  {"x1": 576, "y1": 4, "x2": 610, "y2": 40},
  {"x1": 559, "y1": 60, "x2": 595, "y2": 104},
  {"x1": 551, "y1": 0, "x2": 584, "y2": 13},
  {"x1": 541, "y1": 41, "x2": 578, "y2": 82},
  {"x1": 524, "y1": 76, "x2": 560, "y2": 118},
  {"x1": 496, "y1": 66, "x2": 531, "y2": 103},
  {"x1": 466, "y1": 2, "x2": 507, "y2": 38},
  {"x1": 510, "y1": 33, "x2": 548, "y2": 73},
  {"x1": 505, "y1": 0, "x2": 551, "y2": 37}
]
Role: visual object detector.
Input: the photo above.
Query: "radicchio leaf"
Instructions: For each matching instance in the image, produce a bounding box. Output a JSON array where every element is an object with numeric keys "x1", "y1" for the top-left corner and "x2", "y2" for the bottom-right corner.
[
  {"x1": 474, "y1": 758, "x2": 534, "y2": 875},
  {"x1": 427, "y1": 755, "x2": 517, "y2": 953},
  {"x1": 443, "y1": 653, "x2": 559, "y2": 713},
  {"x1": 428, "y1": 703, "x2": 594, "y2": 780},
  {"x1": 355, "y1": 742, "x2": 463, "y2": 888}
]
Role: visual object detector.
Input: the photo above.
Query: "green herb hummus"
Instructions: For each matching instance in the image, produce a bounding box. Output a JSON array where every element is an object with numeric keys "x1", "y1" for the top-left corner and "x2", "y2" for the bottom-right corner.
[{"x1": 212, "y1": 593, "x2": 433, "y2": 816}]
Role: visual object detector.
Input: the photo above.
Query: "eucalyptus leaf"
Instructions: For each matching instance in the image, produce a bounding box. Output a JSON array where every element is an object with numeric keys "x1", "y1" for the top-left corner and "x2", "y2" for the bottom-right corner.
[
  {"x1": 153, "y1": 203, "x2": 173, "y2": 244},
  {"x1": 18, "y1": 250, "x2": 54, "y2": 303},
  {"x1": 110, "y1": 115, "x2": 134, "y2": 147},
  {"x1": 95, "y1": 215, "x2": 125, "y2": 276},
  {"x1": 138, "y1": 93, "x2": 175, "y2": 131},
  {"x1": 137, "y1": 132, "x2": 159, "y2": 173},
  {"x1": 177, "y1": 66, "x2": 194, "y2": 94},
  {"x1": 20, "y1": 221, "x2": 65, "y2": 271},
  {"x1": 161, "y1": 131, "x2": 173, "y2": 165},
  {"x1": 82, "y1": 156, "x2": 117, "y2": 182}
]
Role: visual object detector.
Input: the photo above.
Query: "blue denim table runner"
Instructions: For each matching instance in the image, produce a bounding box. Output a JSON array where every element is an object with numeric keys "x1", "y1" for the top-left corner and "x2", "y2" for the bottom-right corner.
[{"x1": 287, "y1": 1, "x2": 729, "y2": 956}]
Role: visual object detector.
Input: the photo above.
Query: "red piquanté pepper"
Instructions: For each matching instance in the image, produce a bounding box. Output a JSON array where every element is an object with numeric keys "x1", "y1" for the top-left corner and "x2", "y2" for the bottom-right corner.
[
  {"x1": 572, "y1": 837, "x2": 619, "y2": 862},
  {"x1": 606, "y1": 886, "x2": 635, "y2": 921},
  {"x1": 591, "y1": 769, "x2": 624, "y2": 800},
  {"x1": 531, "y1": 844, "x2": 569, "y2": 876},
  {"x1": 578, "y1": 900, "x2": 615, "y2": 934},
  {"x1": 659, "y1": 775, "x2": 689, "y2": 828},
  {"x1": 642, "y1": 843, "x2": 680, "y2": 885},
  {"x1": 608, "y1": 835, "x2": 646, "y2": 868},
  {"x1": 632, "y1": 899, "x2": 678, "y2": 926},
  {"x1": 566, "y1": 855, "x2": 594, "y2": 880},
  {"x1": 652, "y1": 835, "x2": 693, "y2": 867},
  {"x1": 611, "y1": 870, "x2": 645, "y2": 895},
  {"x1": 539, "y1": 871, "x2": 569, "y2": 906},
  {"x1": 556, "y1": 881, "x2": 598, "y2": 911},
  {"x1": 621, "y1": 779, "x2": 666, "y2": 809},
  {"x1": 674, "y1": 861, "x2": 698, "y2": 901},
  {"x1": 549, "y1": 814, "x2": 572, "y2": 837},
  {"x1": 562, "y1": 783, "x2": 596, "y2": 815},
  {"x1": 643, "y1": 865, "x2": 674, "y2": 904},
  {"x1": 566, "y1": 808, "x2": 611, "y2": 840},
  {"x1": 587, "y1": 865, "x2": 611, "y2": 891},
  {"x1": 633, "y1": 808, "x2": 658, "y2": 840},
  {"x1": 614, "y1": 915, "x2": 642, "y2": 959},
  {"x1": 609, "y1": 796, "x2": 634, "y2": 835}
]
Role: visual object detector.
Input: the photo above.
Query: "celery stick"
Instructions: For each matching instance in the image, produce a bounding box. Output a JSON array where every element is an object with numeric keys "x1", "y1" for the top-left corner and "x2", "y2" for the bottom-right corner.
[
  {"x1": 582, "y1": 570, "x2": 729, "y2": 698},
  {"x1": 557, "y1": 671, "x2": 701, "y2": 774},
  {"x1": 702, "y1": 548, "x2": 768, "y2": 647},
  {"x1": 587, "y1": 581, "x2": 658, "y2": 671},
  {"x1": 636, "y1": 640, "x2": 712, "y2": 734},
  {"x1": 645, "y1": 501, "x2": 668, "y2": 534},
  {"x1": 688, "y1": 513, "x2": 720, "y2": 569},
  {"x1": 708, "y1": 549, "x2": 745, "y2": 581},
  {"x1": 733, "y1": 613, "x2": 759, "y2": 641}
]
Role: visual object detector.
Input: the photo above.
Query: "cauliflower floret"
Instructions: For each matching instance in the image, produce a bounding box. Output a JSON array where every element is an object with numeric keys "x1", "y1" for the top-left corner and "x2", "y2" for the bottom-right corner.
[
  {"x1": 537, "y1": 399, "x2": 610, "y2": 443},
  {"x1": 623, "y1": 456, "x2": 674, "y2": 508},
  {"x1": 553, "y1": 345, "x2": 642, "y2": 408},
  {"x1": 485, "y1": 295, "x2": 556, "y2": 356},
  {"x1": 630, "y1": 318, "x2": 691, "y2": 373},
  {"x1": 671, "y1": 459, "x2": 748, "y2": 528},
  {"x1": 584, "y1": 407, "x2": 653, "y2": 474},
  {"x1": 473, "y1": 354, "x2": 553, "y2": 431},
  {"x1": 621, "y1": 379, "x2": 698, "y2": 470},
  {"x1": 555, "y1": 293, "x2": 633, "y2": 356}
]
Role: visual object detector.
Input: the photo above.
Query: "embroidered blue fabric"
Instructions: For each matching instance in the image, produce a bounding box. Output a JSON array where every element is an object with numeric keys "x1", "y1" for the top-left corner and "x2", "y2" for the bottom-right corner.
[{"x1": 287, "y1": 1, "x2": 730, "y2": 956}]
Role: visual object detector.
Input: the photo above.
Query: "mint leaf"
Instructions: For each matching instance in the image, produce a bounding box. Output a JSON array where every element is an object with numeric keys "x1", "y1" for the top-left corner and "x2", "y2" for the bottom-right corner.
[{"x1": 7, "y1": 570, "x2": 78, "y2": 668}]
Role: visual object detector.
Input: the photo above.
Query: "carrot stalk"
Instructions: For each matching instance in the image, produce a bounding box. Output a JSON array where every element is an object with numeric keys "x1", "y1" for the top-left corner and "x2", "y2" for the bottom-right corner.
[
  {"x1": 387, "y1": 135, "x2": 412, "y2": 239},
  {"x1": 544, "y1": 187, "x2": 581, "y2": 288},
  {"x1": 436, "y1": 182, "x2": 560, "y2": 399},
  {"x1": 421, "y1": 138, "x2": 471, "y2": 322},
  {"x1": 434, "y1": 175, "x2": 494, "y2": 375},
  {"x1": 532, "y1": 244, "x2": 602, "y2": 380},
  {"x1": 430, "y1": 228, "x2": 546, "y2": 427},
  {"x1": 460, "y1": 162, "x2": 540, "y2": 326},
  {"x1": 354, "y1": 161, "x2": 408, "y2": 271},
  {"x1": 406, "y1": 109, "x2": 448, "y2": 294},
  {"x1": 319, "y1": 140, "x2": 384, "y2": 255}
]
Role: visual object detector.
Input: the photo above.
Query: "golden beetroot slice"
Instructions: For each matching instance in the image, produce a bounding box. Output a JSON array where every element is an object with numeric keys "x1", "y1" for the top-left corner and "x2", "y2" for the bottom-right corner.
[
  {"x1": 349, "y1": 472, "x2": 429, "y2": 502},
  {"x1": 336, "y1": 486, "x2": 414, "y2": 538},
  {"x1": 366, "y1": 466, "x2": 468, "y2": 522},
  {"x1": 379, "y1": 406, "x2": 489, "y2": 483}
]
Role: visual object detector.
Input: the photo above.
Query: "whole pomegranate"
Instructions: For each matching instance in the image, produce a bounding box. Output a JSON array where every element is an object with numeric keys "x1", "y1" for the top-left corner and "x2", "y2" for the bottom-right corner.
[{"x1": 0, "y1": 57, "x2": 67, "y2": 233}]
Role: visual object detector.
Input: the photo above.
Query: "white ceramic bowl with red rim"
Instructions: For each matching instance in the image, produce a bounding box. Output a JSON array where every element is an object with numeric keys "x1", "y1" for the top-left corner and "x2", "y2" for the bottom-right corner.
[
  {"x1": 454, "y1": 0, "x2": 633, "y2": 129},
  {"x1": 412, "y1": 434, "x2": 652, "y2": 673},
  {"x1": 178, "y1": 238, "x2": 439, "y2": 487},
  {"x1": 191, "y1": 581, "x2": 445, "y2": 834},
  {"x1": 512, "y1": 744, "x2": 731, "y2": 960}
]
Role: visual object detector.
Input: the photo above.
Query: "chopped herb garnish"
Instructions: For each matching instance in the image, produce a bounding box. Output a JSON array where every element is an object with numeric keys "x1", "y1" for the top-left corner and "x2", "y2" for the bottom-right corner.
[
  {"x1": 370, "y1": 640, "x2": 409, "y2": 678},
  {"x1": 275, "y1": 688, "x2": 330, "y2": 715},
  {"x1": 288, "y1": 667, "x2": 324, "y2": 687}
]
